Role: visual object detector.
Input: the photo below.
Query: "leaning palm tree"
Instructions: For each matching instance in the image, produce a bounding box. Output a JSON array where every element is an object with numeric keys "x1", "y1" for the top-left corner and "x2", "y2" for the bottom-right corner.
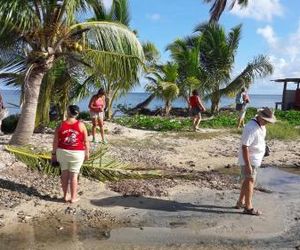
[
  {"x1": 203, "y1": 0, "x2": 249, "y2": 22},
  {"x1": 194, "y1": 22, "x2": 273, "y2": 113},
  {"x1": 0, "y1": 0, "x2": 144, "y2": 145},
  {"x1": 130, "y1": 41, "x2": 161, "y2": 111}
]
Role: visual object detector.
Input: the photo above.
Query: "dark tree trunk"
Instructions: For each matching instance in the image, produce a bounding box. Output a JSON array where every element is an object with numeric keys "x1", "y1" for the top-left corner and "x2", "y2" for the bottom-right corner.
[{"x1": 131, "y1": 93, "x2": 155, "y2": 111}]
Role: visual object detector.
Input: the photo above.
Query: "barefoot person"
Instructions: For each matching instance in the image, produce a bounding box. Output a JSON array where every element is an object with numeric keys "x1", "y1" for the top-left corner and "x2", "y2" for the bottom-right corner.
[
  {"x1": 235, "y1": 107, "x2": 276, "y2": 215},
  {"x1": 236, "y1": 87, "x2": 250, "y2": 128},
  {"x1": 88, "y1": 88, "x2": 106, "y2": 143},
  {"x1": 189, "y1": 89, "x2": 206, "y2": 131},
  {"x1": 52, "y1": 105, "x2": 89, "y2": 203}
]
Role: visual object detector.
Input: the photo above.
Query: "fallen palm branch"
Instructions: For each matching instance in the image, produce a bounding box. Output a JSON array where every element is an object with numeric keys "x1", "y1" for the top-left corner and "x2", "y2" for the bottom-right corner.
[{"x1": 5, "y1": 145, "x2": 165, "y2": 182}]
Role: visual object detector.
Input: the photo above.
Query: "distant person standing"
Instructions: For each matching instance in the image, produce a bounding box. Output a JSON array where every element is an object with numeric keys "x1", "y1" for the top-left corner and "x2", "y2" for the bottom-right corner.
[
  {"x1": 88, "y1": 88, "x2": 106, "y2": 143},
  {"x1": 189, "y1": 90, "x2": 206, "y2": 131},
  {"x1": 52, "y1": 105, "x2": 89, "y2": 203},
  {"x1": 235, "y1": 87, "x2": 250, "y2": 128},
  {"x1": 0, "y1": 91, "x2": 8, "y2": 135},
  {"x1": 235, "y1": 107, "x2": 276, "y2": 215}
]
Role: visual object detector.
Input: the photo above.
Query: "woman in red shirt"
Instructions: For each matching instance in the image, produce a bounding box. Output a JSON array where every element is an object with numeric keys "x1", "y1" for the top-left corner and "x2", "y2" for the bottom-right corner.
[
  {"x1": 52, "y1": 105, "x2": 89, "y2": 203},
  {"x1": 88, "y1": 88, "x2": 106, "y2": 144},
  {"x1": 189, "y1": 89, "x2": 206, "y2": 131}
]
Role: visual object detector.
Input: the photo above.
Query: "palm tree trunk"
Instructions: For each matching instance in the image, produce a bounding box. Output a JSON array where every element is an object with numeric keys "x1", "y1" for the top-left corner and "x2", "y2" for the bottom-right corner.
[
  {"x1": 210, "y1": 92, "x2": 220, "y2": 114},
  {"x1": 105, "y1": 91, "x2": 113, "y2": 120},
  {"x1": 35, "y1": 74, "x2": 54, "y2": 128},
  {"x1": 165, "y1": 100, "x2": 172, "y2": 116},
  {"x1": 131, "y1": 93, "x2": 155, "y2": 110},
  {"x1": 10, "y1": 68, "x2": 46, "y2": 145}
]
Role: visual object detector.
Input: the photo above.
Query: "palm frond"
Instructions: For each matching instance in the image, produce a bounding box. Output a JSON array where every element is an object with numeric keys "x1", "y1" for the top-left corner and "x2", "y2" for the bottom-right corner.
[
  {"x1": 5, "y1": 145, "x2": 164, "y2": 182},
  {"x1": 212, "y1": 55, "x2": 274, "y2": 97},
  {"x1": 70, "y1": 21, "x2": 144, "y2": 83},
  {"x1": 0, "y1": 0, "x2": 40, "y2": 35}
]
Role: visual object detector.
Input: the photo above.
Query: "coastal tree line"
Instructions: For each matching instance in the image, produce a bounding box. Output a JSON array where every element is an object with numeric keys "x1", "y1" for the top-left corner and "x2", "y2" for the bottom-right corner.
[{"x1": 0, "y1": 0, "x2": 272, "y2": 145}]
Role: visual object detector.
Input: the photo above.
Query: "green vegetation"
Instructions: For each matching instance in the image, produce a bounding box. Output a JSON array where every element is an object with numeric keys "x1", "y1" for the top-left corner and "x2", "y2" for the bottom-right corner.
[
  {"x1": 115, "y1": 108, "x2": 300, "y2": 140},
  {"x1": 267, "y1": 121, "x2": 300, "y2": 140}
]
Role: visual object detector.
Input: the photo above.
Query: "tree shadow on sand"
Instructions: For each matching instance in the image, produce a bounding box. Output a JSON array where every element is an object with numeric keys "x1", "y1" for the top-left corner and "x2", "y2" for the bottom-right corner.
[
  {"x1": 0, "y1": 178, "x2": 63, "y2": 203},
  {"x1": 91, "y1": 196, "x2": 242, "y2": 214}
]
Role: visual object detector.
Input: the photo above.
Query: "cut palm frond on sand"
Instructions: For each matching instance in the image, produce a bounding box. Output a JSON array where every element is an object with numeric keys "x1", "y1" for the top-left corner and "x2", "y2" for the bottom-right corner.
[{"x1": 5, "y1": 145, "x2": 164, "y2": 182}]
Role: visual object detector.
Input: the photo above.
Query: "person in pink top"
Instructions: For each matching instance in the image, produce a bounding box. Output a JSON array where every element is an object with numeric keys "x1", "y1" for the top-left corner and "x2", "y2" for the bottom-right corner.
[
  {"x1": 52, "y1": 105, "x2": 89, "y2": 203},
  {"x1": 88, "y1": 88, "x2": 106, "y2": 143}
]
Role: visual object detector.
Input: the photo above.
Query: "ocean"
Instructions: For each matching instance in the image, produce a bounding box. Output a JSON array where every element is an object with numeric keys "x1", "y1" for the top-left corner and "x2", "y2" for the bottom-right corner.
[{"x1": 0, "y1": 89, "x2": 282, "y2": 115}]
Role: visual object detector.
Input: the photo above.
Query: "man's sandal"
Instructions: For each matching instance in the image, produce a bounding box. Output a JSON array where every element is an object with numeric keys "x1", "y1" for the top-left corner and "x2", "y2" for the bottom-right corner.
[
  {"x1": 243, "y1": 208, "x2": 262, "y2": 216},
  {"x1": 234, "y1": 201, "x2": 245, "y2": 209}
]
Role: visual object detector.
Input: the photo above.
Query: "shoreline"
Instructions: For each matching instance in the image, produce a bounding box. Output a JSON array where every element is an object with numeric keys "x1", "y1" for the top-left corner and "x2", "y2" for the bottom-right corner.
[{"x1": 0, "y1": 122, "x2": 299, "y2": 248}]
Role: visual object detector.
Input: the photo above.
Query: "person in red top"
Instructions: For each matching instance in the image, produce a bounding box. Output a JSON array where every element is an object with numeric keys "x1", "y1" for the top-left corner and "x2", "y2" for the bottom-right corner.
[
  {"x1": 88, "y1": 88, "x2": 106, "y2": 143},
  {"x1": 189, "y1": 89, "x2": 206, "y2": 131},
  {"x1": 52, "y1": 105, "x2": 89, "y2": 203}
]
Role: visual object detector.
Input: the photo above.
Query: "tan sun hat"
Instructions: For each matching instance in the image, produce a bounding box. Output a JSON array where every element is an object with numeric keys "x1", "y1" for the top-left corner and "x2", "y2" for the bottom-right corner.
[{"x1": 257, "y1": 107, "x2": 276, "y2": 123}]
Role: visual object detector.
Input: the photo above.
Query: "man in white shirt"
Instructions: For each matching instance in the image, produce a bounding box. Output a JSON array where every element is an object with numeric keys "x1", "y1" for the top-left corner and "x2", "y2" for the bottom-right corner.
[{"x1": 235, "y1": 108, "x2": 276, "y2": 215}]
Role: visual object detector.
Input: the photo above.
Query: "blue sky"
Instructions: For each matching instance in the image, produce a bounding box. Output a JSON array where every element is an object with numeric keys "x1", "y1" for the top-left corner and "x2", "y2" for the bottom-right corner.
[{"x1": 103, "y1": 0, "x2": 300, "y2": 94}]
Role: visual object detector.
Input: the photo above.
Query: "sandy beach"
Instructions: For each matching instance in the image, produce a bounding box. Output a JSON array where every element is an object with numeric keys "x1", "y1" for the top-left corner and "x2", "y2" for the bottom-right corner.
[{"x1": 0, "y1": 122, "x2": 300, "y2": 249}]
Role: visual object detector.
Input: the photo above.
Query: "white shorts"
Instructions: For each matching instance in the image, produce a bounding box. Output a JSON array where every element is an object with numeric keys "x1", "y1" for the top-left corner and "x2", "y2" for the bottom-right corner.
[
  {"x1": 56, "y1": 148, "x2": 85, "y2": 173},
  {"x1": 90, "y1": 111, "x2": 104, "y2": 120}
]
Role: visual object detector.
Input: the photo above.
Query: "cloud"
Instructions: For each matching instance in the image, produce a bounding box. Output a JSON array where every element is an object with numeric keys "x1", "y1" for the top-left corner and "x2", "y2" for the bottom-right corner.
[
  {"x1": 230, "y1": 0, "x2": 284, "y2": 21},
  {"x1": 257, "y1": 25, "x2": 278, "y2": 48},
  {"x1": 256, "y1": 20, "x2": 300, "y2": 80},
  {"x1": 146, "y1": 13, "x2": 161, "y2": 21}
]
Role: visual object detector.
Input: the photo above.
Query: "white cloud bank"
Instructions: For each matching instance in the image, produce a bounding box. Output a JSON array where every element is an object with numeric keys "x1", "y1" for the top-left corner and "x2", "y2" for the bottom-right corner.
[
  {"x1": 256, "y1": 21, "x2": 300, "y2": 79},
  {"x1": 231, "y1": 0, "x2": 284, "y2": 21}
]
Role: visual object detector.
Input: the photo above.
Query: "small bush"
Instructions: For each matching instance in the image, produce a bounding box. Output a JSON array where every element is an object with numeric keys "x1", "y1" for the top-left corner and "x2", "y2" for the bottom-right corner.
[
  {"x1": 1, "y1": 114, "x2": 19, "y2": 133},
  {"x1": 78, "y1": 111, "x2": 91, "y2": 121}
]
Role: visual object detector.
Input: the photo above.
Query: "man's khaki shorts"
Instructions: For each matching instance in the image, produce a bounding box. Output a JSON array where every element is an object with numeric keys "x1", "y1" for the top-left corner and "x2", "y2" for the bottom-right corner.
[{"x1": 240, "y1": 165, "x2": 258, "y2": 180}]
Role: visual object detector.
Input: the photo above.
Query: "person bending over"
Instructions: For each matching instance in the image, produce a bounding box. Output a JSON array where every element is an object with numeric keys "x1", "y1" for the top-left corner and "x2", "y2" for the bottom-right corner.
[{"x1": 235, "y1": 107, "x2": 276, "y2": 215}]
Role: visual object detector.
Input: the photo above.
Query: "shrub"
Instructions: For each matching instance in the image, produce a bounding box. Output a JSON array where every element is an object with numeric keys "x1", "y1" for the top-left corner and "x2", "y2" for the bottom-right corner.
[
  {"x1": 78, "y1": 111, "x2": 91, "y2": 121},
  {"x1": 1, "y1": 114, "x2": 19, "y2": 133}
]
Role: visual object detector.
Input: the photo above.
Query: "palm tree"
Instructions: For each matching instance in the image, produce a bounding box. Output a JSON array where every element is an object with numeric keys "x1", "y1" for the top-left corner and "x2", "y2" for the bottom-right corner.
[
  {"x1": 167, "y1": 38, "x2": 202, "y2": 107},
  {"x1": 194, "y1": 22, "x2": 273, "y2": 113},
  {"x1": 146, "y1": 62, "x2": 179, "y2": 115},
  {"x1": 203, "y1": 0, "x2": 249, "y2": 22},
  {"x1": 88, "y1": 0, "x2": 139, "y2": 119},
  {"x1": 0, "y1": 0, "x2": 144, "y2": 145},
  {"x1": 130, "y1": 41, "x2": 161, "y2": 111}
]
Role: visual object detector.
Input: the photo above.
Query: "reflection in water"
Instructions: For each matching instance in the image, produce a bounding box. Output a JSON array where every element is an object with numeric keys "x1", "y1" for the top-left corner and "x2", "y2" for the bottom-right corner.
[{"x1": 0, "y1": 216, "x2": 111, "y2": 250}]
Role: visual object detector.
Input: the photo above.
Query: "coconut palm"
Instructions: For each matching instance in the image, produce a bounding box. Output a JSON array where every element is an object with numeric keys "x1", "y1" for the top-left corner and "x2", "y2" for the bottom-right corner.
[
  {"x1": 130, "y1": 41, "x2": 161, "y2": 111},
  {"x1": 203, "y1": 0, "x2": 249, "y2": 22},
  {"x1": 87, "y1": 0, "x2": 138, "y2": 119},
  {"x1": 166, "y1": 38, "x2": 202, "y2": 107},
  {"x1": 146, "y1": 62, "x2": 179, "y2": 115},
  {"x1": 194, "y1": 22, "x2": 273, "y2": 113},
  {"x1": 0, "y1": 0, "x2": 144, "y2": 145}
]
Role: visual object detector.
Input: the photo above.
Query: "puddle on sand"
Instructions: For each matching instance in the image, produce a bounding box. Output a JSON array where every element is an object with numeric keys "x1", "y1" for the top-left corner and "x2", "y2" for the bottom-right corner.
[
  {"x1": 1, "y1": 167, "x2": 299, "y2": 249},
  {"x1": 256, "y1": 167, "x2": 300, "y2": 195}
]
